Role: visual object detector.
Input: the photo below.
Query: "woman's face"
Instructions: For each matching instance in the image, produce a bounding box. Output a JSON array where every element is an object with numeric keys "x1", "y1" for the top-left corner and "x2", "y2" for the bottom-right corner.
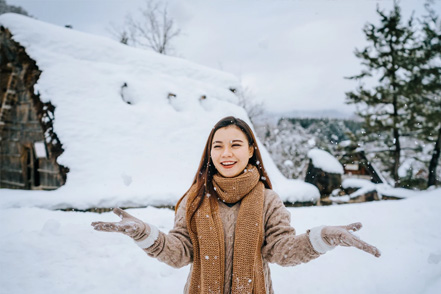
[{"x1": 210, "y1": 125, "x2": 254, "y2": 178}]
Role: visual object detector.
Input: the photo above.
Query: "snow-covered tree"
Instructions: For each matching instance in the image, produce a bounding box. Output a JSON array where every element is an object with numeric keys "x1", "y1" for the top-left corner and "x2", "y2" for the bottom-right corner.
[
  {"x1": 260, "y1": 118, "x2": 360, "y2": 180},
  {"x1": 346, "y1": 2, "x2": 419, "y2": 186},
  {"x1": 406, "y1": 4, "x2": 441, "y2": 187},
  {"x1": 262, "y1": 119, "x2": 316, "y2": 179}
]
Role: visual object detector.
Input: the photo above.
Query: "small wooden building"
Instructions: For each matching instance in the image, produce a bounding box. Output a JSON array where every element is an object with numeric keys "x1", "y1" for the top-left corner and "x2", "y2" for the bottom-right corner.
[
  {"x1": 304, "y1": 149, "x2": 343, "y2": 198},
  {"x1": 305, "y1": 162, "x2": 342, "y2": 197},
  {"x1": 337, "y1": 144, "x2": 384, "y2": 184},
  {"x1": 0, "y1": 26, "x2": 68, "y2": 190}
]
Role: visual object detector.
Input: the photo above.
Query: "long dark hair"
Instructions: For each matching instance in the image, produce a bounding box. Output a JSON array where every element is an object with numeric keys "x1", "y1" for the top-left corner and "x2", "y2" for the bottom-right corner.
[{"x1": 176, "y1": 116, "x2": 272, "y2": 226}]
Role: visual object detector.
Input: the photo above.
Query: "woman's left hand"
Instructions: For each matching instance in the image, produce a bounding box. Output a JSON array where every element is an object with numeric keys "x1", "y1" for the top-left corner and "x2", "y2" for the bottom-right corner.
[{"x1": 321, "y1": 222, "x2": 381, "y2": 258}]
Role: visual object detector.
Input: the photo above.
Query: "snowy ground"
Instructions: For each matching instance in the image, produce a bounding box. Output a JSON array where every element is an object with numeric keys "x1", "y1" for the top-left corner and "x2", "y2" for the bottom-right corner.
[{"x1": 1, "y1": 188, "x2": 440, "y2": 294}]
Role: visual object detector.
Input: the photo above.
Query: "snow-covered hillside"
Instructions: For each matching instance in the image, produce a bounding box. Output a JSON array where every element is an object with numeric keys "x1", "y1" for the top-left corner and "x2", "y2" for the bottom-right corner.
[
  {"x1": 0, "y1": 13, "x2": 319, "y2": 209},
  {"x1": 0, "y1": 188, "x2": 440, "y2": 293}
]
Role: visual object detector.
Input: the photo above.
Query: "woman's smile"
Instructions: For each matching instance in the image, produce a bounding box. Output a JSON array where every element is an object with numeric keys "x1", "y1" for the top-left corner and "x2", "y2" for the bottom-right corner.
[{"x1": 221, "y1": 161, "x2": 236, "y2": 167}]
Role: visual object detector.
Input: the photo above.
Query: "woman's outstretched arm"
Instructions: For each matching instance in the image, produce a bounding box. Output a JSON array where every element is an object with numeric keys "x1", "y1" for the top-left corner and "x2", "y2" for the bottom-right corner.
[
  {"x1": 91, "y1": 196, "x2": 193, "y2": 268},
  {"x1": 261, "y1": 190, "x2": 321, "y2": 266},
  {"x1": 261, "y1": 190, "x2": 380, "y2": 267}
]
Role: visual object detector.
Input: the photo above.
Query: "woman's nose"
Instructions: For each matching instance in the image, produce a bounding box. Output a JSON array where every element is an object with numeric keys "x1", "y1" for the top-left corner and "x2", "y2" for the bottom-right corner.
[{"x1": 221, "y1": 147, "x2": 232, "y2": 157}]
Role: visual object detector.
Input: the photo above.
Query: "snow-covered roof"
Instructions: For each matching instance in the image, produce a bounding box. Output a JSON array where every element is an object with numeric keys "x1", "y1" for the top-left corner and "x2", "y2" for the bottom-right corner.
[
  {"x1": 0, "y1": 13, "x2": 319, "y2": 209},
  {"x1": 307, "y1": 148, "x2": 344, "y2": 174}
]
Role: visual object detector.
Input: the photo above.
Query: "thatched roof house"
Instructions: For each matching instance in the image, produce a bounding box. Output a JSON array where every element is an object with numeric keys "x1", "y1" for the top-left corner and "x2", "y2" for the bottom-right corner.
[{"x1": 0, "y1": 13, "x2": 319, "y2": 209}]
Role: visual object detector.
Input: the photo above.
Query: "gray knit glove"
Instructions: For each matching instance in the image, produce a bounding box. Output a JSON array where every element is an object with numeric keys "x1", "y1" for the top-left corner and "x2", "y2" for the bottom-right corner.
[
  {"x1": 91, "y1": 208, "x2": 149, "y2": 242},
  {"x1": 309, "y1": 222, "x2": 381, "y2": 258}
]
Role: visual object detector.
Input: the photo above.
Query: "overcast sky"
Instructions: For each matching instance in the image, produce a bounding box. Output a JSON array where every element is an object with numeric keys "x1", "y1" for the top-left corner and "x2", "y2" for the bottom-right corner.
[{"x1": 5, "y1": 0, "x2": 440, "y2": 115}]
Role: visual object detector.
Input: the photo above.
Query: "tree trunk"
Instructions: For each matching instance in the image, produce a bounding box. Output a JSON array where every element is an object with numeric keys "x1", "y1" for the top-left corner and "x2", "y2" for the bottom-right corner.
[
  {"x1": 393, "y1": 126, "x2": 401, "y2": 187},
  {"x1": 427, "y1": 126, "x2": 441, "y2": 187},
  {"x1": 392, "y1": 89, "x2": 401, "y2": 187}
]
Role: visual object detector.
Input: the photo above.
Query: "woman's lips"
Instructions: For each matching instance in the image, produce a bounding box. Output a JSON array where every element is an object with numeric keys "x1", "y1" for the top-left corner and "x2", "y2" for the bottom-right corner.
[{"x1": 221, "y1": 161, "x2": 236, "y2": 169}]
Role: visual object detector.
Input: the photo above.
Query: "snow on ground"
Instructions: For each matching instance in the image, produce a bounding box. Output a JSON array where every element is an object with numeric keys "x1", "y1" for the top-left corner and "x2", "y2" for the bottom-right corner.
[
  {"x1": 0, "y1": 13, "x2": 319, "y2": 209},
  {"x1": 335, "y1": 178, "x2": 425, "y2": 202},
  {"x1": 1, "y1": 188, "x2": 440, "y2": 294}
]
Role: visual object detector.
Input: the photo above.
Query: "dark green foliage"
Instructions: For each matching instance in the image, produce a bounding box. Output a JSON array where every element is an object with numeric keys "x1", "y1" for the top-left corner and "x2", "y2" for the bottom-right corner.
[
  {"x1": 346, "y1": 1, "x2": 441, "y2": 188},
  {"x1": 346, "y1": 1, "x2": 419, "y2": 186},
  {"x1": 408, "y1": 4, "x2": 441, "y2": 187}
]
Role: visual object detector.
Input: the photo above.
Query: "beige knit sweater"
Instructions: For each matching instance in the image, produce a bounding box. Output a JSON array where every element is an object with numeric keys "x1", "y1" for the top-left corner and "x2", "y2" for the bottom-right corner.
[{"x1": 142, "y1": 189, "x2": 321, "y2": 294}]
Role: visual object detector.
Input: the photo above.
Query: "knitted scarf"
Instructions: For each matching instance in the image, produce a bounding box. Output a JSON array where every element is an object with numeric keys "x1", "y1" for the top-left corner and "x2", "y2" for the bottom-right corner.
[{"x1": 186, "y1": 165, "x2": 266, "y2": 294}]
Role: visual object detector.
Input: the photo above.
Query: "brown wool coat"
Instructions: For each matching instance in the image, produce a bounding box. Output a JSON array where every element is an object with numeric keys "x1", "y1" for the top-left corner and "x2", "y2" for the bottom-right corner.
[{"x1": 142, "y1": 189, "x2": 321, "y2": 294}]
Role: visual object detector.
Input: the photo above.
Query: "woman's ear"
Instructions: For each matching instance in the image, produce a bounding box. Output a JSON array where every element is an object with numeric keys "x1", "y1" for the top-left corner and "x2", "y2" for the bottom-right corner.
[{"x1": 248, "y1": 145, "x2": 254, "y2": 158}]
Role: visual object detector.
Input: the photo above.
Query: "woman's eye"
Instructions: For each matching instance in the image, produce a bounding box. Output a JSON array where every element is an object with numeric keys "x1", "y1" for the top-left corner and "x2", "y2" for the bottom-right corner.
[
  {"x1": 232, "y1": 144, "x2": 241, "y2": 147},
  {"x1": 213, "y1": 145, "x2": 221, "y2": 149}
]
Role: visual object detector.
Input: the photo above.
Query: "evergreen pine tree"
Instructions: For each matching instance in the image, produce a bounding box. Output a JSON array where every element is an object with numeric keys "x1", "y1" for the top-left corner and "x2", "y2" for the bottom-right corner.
[
  {"x1": 408, "y1": 4, "x2": 441, "y2": 187},
  {"x1": 346, "y1": 2, "x2": 419, "y2": 186}
]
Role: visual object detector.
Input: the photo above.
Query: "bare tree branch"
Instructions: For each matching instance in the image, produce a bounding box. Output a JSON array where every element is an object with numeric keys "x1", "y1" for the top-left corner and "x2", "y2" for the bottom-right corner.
[
  {"x1": 107, "y1": 22, "x2": 129, "y2": 45},
  {"x1": 108, "y1": 0, "x2": 181, "y2": 55},
  {"x1": 236, "y1": 86, "x2": 265, "y2": 124}
]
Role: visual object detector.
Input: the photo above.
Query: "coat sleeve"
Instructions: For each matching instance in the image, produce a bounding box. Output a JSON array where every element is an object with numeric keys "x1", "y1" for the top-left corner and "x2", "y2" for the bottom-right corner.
[
  {"x1": 140, "y1": 196, "x2": 193, "y2": 268},
  {"x1": 261, "y1": 190, "x2": 322, "y2": 266}
]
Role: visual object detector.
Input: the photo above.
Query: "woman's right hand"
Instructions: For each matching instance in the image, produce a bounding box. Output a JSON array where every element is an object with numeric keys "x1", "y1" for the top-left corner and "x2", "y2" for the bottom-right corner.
[{"x1": 91, "y1": 207, "x2": 148, "y2": 241}]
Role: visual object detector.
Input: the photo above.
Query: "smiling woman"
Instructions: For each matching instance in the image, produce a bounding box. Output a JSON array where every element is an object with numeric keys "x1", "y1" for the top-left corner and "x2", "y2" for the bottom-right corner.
[{"x1": 92, "y1": 116, "x2": 381, "y2": 294}]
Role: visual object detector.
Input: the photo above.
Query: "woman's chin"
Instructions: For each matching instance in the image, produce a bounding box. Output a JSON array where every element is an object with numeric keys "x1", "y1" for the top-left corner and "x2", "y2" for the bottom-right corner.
[{"x1": 218, "y1": 166, "x2": 245, "y2": 178}]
